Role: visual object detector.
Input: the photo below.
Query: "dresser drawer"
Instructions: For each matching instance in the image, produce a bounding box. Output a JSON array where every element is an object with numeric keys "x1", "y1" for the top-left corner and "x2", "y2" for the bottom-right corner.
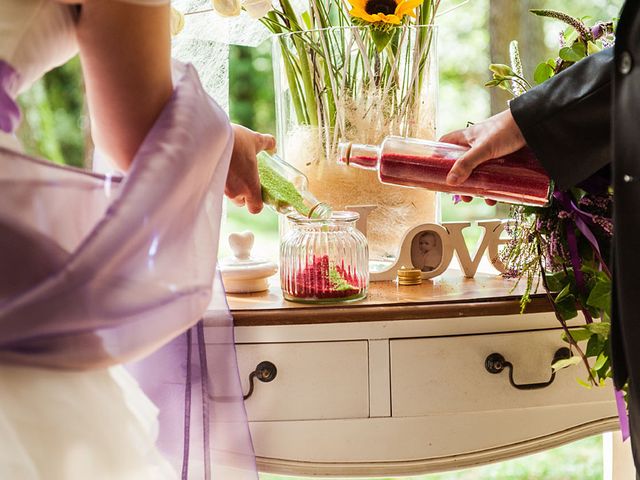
[
  {"x1": 236, "y1": 341, "x2": 369, "y2": 421},
  {"x1": 390, "y1": 330, "x2": 613, "y2": 417}
]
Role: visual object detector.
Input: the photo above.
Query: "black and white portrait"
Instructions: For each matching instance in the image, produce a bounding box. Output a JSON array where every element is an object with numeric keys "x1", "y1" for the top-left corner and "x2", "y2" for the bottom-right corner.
[{"x1": 410, "y1": 230, "x2": 443, "y2": 272}]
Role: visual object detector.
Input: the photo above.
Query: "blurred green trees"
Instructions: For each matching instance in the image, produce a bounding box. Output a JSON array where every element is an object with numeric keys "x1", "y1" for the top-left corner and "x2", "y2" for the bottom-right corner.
[
  {"x1": 17, "y1": 56, "x2": 86, "y2": 167},
  {"x1": 229, "y1": 41, "x2": 276, "y2": 136}
]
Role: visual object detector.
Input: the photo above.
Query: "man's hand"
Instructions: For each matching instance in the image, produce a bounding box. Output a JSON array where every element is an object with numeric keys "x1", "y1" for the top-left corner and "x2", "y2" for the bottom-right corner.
[
  {"x1": 226, "y1": 124, "x2": 276, "y2": 214},
  {"x1": 440, "y1": 109, "x2": 526, "y2": 187}
]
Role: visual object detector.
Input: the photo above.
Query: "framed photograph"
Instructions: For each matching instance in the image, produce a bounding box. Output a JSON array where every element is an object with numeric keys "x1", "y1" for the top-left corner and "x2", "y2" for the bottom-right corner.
[{"x1": 410, "y1": 230, "x2": 444, "y2": 273}]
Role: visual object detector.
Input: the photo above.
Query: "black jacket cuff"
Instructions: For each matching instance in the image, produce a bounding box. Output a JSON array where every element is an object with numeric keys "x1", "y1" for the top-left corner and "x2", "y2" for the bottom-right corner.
[{"x1": 510, "y1": 49, "x2": 613, "y2": 190}]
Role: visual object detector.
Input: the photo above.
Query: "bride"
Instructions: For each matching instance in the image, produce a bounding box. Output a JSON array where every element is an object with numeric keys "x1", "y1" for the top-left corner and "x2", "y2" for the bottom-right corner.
[{"x1": 0, "y1": 1, "x2": 272, "y2": 478}]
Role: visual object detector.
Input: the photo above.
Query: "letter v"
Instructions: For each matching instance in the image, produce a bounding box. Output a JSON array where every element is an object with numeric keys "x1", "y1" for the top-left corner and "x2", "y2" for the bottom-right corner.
[{"x1": 444, "y1": 221, "x2": 501, "y2": 278}]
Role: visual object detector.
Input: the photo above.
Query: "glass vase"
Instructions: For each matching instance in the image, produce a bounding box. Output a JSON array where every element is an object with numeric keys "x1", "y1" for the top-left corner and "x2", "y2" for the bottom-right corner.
[{"x1": 272, "y1": 25, "x2": 438, "y2": 271}]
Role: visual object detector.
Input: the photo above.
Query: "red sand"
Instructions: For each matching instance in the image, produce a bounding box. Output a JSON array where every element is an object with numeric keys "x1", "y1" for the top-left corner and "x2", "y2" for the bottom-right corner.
[
  {"x1": 350, "y1": 149, "x2": 551, "y2": 206},
  {"x1": 285, "y1": 255, "x2": 362, "y2": 299}
]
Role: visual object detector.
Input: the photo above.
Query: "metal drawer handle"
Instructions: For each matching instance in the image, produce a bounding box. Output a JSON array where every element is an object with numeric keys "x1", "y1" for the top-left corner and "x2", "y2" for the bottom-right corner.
[
  {"x1": 243, "y1": 361, "x2": 277, "y2": 400},
  {"x1": 484, "y1": 347, "x2": 571, "y2": 390}
]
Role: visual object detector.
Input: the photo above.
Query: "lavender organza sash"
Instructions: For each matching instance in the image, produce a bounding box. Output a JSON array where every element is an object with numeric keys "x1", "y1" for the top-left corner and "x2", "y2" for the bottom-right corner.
[
  {"x1": 0, "y1": 61, "x2": 20, "y2": 133},
  {"x1": 0, "y1": 61, "x2": 257, "y2": 478}
]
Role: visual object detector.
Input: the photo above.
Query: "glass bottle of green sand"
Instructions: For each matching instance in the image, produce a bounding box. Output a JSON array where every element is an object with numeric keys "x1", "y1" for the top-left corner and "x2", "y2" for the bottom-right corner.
[{"x1": 257, "y1": 151, "x2": 332, "y2": 219}]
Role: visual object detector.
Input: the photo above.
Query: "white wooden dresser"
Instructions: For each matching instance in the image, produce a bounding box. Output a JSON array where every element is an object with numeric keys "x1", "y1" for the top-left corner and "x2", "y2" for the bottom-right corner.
[{"x1": 212, "y1": 271, "x2": 625, "y2": 477}]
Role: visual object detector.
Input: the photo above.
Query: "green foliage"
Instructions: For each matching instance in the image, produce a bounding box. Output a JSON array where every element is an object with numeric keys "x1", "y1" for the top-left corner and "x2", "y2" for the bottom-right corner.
[
  {"x1": 554, "y1": 285, "x2": 578, "y2": 321},
  {"x1": 552, "y1": 355, "x2": 582, "y2": 372},
  {"x1": 17, "y1": 56, "x2": 86, "y2": 167},
  {"x1": 545, "y1": 269, "x2": 569, "y2": 292},
  {"x1": 229, "y1": 43, "x2": 276, "y2": 135},
  {"x1": 485, "y1": 62, "x2": 531, "y2": 96},
  {"x1": 370, "y1": 25, "x2": 396, "y2": 52},
  {"x1": 489, "y1": 8, "x2": 615, "y2": 102},
  {"x1": 533, "y1": 61, "x2": 554, "y2": 84},
  {"x1": 559, "y1": 43, "x2": 586, "y2": 62},
  {"x1": 489, "y1": 63, "x2": 516, "y2": 77},
  {"x1": 586, "y1": 277, "x2": 611, "y2": 312},
  {"x1": 564, "y1": 328, "x2": 593, "y2": 342}
]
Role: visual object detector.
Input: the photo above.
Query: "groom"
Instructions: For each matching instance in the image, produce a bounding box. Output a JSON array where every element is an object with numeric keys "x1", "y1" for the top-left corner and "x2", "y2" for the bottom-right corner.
[{"x1": 440, "y1": 1, "x2": 640, "y2": 476}]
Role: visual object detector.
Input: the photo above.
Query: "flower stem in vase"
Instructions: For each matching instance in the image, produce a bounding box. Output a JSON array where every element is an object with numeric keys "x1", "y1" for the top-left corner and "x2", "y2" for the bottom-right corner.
[{"x1": 279, "y1": 0, "x2": 319, "y2": 126}]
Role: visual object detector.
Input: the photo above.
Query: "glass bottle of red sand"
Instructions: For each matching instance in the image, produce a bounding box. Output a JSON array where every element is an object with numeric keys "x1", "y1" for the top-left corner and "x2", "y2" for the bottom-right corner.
[{"x1": 337, "y1": 136, "x2": 552, "y2": 207}]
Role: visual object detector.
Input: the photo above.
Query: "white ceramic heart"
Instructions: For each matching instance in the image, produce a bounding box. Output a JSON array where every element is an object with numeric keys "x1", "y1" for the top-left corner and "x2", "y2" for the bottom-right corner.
[
  {"x1": 229, "y1": 230, "x2": 255, "y2": 260},
  {"x1": 221, "y1": 231, "x2": 277, "y2": 293}
]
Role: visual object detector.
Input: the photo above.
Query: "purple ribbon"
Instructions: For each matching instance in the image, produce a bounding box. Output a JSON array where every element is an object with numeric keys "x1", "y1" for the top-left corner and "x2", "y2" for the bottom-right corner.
[
  {"x1": 616, "y1": 389, "x2": 631, "y2": 440},
  {"x1": 182, "y1": 329, "x2": 193, "y2": 479},
  {"x1": 0, "y1": 60, "x2": 21, "y2": 133},
  {"x1": 197, "y1": 322, "x2": 212, "y2": 480},
  {"x1": 179, "y1": 322, "x2": 213, "y2": 479},
  {"x1": 552, "y1": 191, "x2": 594, "y2": 323},
  {"x1": 552, "y1": 190, "x2": 628, "y2": 440}
]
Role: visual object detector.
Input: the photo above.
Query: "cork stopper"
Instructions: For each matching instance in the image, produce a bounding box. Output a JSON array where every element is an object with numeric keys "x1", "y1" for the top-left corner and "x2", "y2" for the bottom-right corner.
[
  {"x1": 337, "y1": 141, "x2": 379, "y2": 170},
  {"x1": 396, "y1": 267, "x2": 422, "y2": 286}
]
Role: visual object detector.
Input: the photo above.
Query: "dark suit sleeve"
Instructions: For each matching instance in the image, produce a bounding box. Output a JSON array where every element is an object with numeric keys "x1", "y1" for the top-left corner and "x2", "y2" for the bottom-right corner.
[{"x1": 510, "y1": 48, "x2": 613, "y2": 190}]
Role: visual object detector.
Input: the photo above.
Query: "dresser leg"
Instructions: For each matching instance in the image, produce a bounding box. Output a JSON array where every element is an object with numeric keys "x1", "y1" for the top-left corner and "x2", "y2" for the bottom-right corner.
[{"x1": 604, "y1": 431, "x2": 636, "y2": 480}]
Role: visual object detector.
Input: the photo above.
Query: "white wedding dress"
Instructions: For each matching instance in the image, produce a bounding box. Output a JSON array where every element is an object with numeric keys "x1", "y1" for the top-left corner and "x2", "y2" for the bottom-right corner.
[{"x1": 0, "y1": 1, "x2": 179, "y2": 478}]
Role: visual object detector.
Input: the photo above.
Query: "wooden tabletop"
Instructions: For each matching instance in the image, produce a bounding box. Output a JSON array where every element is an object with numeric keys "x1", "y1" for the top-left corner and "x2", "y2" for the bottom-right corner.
[{"x1": 227, "y1": 270, "x2": 552, "y2": 326}]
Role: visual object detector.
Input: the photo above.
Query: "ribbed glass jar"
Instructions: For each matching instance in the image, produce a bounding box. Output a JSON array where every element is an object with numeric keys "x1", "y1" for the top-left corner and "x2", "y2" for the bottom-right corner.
[{"x1": 280, "y1": 212, "x2": 368, "y2": 304}]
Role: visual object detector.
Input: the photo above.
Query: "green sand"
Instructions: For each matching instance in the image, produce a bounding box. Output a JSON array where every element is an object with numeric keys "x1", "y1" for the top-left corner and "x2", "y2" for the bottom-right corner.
[
  {"x1": 258, "y1": 155, "x2": 310, "y2": 216},
  {"x1": 329, "y1": 266, "x2": 357, "y2": 292}
]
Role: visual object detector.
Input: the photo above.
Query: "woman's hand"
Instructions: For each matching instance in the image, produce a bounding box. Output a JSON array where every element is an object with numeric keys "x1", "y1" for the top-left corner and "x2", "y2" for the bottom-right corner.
[
  {"x1": 226, "y1": 124, "x2": 276, "y2": 214},
  {"x1": 440, "y1": 109, "x2": 526, "y2": 186}
]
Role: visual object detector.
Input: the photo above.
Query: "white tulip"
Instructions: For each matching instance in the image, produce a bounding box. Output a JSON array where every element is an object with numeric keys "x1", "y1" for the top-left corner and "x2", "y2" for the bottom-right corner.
[
  {"x1": 170, "y1": 7, "x2": 185, "y2": 36},
  {"x1": 242, "y1": 0, "x2": 273, "y2": 19},
  {"x1": 212, "y1": 0, "x2": 242, "y2": 17}
]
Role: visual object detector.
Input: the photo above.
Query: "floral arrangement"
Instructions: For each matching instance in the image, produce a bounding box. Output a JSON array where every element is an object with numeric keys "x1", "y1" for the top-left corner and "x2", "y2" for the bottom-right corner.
[
  {"x1": 486, "y1": 10, "x2": 619, "y2": 392},
  {"x1": 256, "y1": 0, "x2": 440, "y2": 156}
]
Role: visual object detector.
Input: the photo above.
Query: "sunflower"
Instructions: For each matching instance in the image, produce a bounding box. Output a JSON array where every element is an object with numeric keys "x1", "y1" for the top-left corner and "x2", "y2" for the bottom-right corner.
[{"x1": 349, "y1": 0, "x2": 423, "y2": 25}]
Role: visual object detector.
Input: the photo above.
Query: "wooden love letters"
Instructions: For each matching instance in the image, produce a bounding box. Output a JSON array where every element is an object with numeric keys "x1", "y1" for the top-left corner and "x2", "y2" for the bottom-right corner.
[{"x1": 346, "y1": 205, "x2": 511, "y2": 281}]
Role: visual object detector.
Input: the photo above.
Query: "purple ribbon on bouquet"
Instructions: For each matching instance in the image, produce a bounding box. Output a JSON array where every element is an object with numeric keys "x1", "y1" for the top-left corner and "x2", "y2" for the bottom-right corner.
[{"x1": 553, "y1": 190, "x2": 629, "y2": 441}]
